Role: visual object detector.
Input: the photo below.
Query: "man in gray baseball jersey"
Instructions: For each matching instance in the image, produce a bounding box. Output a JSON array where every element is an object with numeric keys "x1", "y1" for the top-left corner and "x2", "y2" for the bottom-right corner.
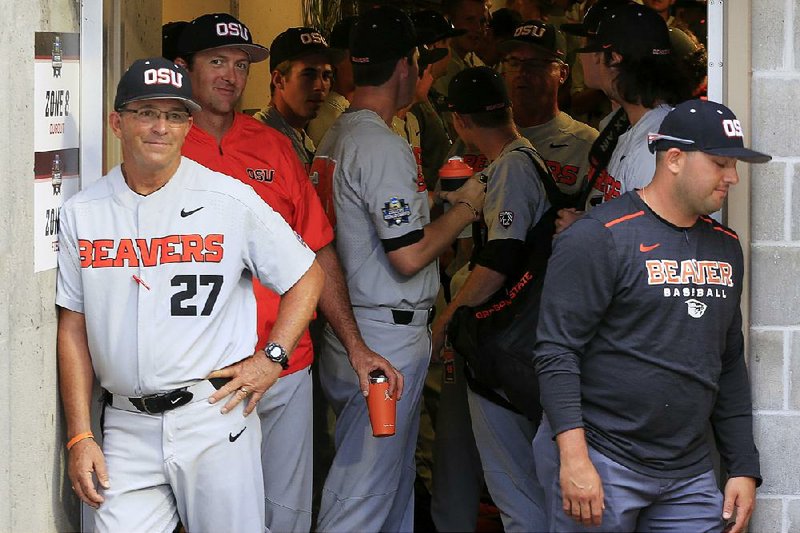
[
  {"x1": 57, "y1": 57, "x2": 324, "y2": 532},
  {"x1": 431, "y1": 66, "x2": 549, "y2": 532},
  {"x1": 500, "y1": 20, "x2": 598, "y2": 196},
  {"x1": 313, "y1": 7, "x2": 486, "y2": 532},
  {"x1": 254, "y1": 27, "x2": 343, "y2": 169}
]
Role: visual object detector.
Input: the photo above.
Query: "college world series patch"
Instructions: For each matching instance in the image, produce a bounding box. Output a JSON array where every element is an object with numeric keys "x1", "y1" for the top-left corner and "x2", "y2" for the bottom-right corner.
[
  {"x1": 382, "y1": 197, "x2": 411, "y2": 226},
  {"x1": 499, "y1": 211, "x2": 514, "y2": 228}
]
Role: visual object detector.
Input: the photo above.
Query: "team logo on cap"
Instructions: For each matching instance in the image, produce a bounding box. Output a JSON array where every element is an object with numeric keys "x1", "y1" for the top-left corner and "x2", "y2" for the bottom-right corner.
[
  {"x1": 300, "y1": 31, "x2": 327, "y2": 45},
  {"x1": 216, "y1": 22, "x2": 249, "y2": 40},
  {"x1": 722, "y1": 119, "x2": 744, "y2": 138},
  {"x1": 514, "y1": 24, "x2": 546, "y2": 38},
  {"x1": 144, "y1": 68, "x2": 184, "y2": 88}
]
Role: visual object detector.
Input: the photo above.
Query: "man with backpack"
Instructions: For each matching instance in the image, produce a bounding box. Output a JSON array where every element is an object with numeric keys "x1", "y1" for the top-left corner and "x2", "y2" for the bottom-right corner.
[{"x1": 430, "y1": 66, "x2": 552, "y2": 532}]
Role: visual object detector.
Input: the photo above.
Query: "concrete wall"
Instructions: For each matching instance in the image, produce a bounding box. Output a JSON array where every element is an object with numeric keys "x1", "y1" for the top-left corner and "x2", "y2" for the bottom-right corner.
[
  {"x1": 748, "y1": 1, "x2": 800, "y2": 531},
  {"x1": 0, "y1": 2, "x2": 81, "y2": 531}
]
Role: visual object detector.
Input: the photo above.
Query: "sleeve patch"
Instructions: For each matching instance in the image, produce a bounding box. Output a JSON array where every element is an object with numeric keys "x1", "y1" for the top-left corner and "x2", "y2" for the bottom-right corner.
[
  {"x1": 382, "y1": 197, "x2": 411, "y2": 227},
  {"x1": 498, "y1": 211, "x2": 514, "y2": 228}
]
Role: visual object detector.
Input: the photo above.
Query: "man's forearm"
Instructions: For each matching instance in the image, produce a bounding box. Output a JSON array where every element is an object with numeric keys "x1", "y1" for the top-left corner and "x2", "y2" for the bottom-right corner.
[
  {"x1": 315, "y1": 243, "x2": 365, "y2": 352},
  {"x1": 442, "y1": 265, "x2": 506, "y2": 322},
  {"x1": 386, "y1": 202, "x2": 477, "y2": 276},
  {"x1": 268, "y1": 260, "x2": 325, "y2": 354},
  {"x1": 57, "y1": 307, "x2": 95, "y2": 437}
]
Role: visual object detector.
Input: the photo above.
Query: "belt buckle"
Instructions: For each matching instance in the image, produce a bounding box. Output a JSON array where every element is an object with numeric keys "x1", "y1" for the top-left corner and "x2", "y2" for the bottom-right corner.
[
  {"x1": 138, "y1": 388, "x2": 193, "y2": 414},
  {"x1": 139, "y1": 392, "x2": 167, "y2": 414}
]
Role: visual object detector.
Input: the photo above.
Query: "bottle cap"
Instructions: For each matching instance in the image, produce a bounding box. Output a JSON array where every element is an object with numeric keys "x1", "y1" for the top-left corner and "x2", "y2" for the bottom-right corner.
[{"x1": 439, "y1": 156, "x2": 474, "y2": 179}]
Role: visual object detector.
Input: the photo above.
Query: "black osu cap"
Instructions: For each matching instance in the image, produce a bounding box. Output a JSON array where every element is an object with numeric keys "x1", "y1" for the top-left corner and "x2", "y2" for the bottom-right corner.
[
  {"x1": 177, "y1": 13, "x2": 269, "y2": 63},
  {"x1": 561, "y1": 0, "x2": 633, "y2": 37},
  {"x1": 162, "y1": 21, "x2": 189, "y2": 62},
  {"x1": 114, "y1": 57, "x2": 201, "y2": 112},
  {"x1": 410, "y1": 10, "x2": 467, "y2": 45},
  {"x1": 269, "y1": 27, "x2": 345, "y2": 71},
  {"x1": 499, "y1": 20, "x2": 567, "y2": 61},
  {"x1": 575, "y1": 3, "x2": 671, "y2": 59},
  {"x1": 488, "y1": 8, "x2": 524, "y2": 40},
  {"x1": 647, "y1": 99, "x2": 772, "y2": 164},
  {"x1": 350, "y1": 6, "x2": 424, "y2": 65},
  {"x1": 330, "y1": 16, "x2": 358, "y2": 50},
  {"x1": 447, "y1": 66, "x2": 511, "y2": 114},
  {"x1": 418, "y1": 46, "x2": 450, "y2": 75}
]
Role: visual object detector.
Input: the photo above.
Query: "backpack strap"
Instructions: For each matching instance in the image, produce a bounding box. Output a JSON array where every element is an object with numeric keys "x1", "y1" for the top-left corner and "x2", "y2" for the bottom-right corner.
[
  {"x1": 511, "y1": 145, "x2": 568, "y2": 208},
  {"x1": 577, "y1": 108, "x2": 631, "y2": 207}
]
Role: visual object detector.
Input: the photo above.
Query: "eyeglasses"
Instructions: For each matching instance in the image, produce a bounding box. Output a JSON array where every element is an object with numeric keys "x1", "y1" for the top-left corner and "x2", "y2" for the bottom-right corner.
[
  {"x1": 502, "y1": 57, "x2": 559, "y2": 72},
  {"x1": 119, "y1": 107, "x2": 191, "y2": 127}
]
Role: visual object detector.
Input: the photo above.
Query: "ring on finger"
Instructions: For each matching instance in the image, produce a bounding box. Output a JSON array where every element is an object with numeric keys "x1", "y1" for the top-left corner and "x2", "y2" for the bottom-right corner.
[{"x1": 239, "y1": 387, "x2": 249, "y2": 395}]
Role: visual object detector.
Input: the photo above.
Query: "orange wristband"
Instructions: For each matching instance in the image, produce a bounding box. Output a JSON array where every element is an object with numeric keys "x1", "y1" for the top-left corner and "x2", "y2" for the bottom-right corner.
[{"x1": 66, "y1": 431, "x2": 94, "y2": 451}]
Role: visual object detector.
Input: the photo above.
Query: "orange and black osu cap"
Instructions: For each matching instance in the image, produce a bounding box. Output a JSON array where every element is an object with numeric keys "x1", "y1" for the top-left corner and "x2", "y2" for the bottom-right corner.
[
  {"x1": 575, "y1": 3, "x2": 671, "y2": 59},
  {"x1": 114, "y1": 57, "x2": 201, "y2": 113},
  {"x1": 647, "y1": 99, "x2": 772, "y2": 164},
  {"x1": 350, "y1": 6, "x2": 424, "y2": 65},
  {"x1": 177, "y1": 13, "x2": 269, "y2": 63},
  {"x1": 447, "y1": 66, "x2": 511, "y2": 114}
]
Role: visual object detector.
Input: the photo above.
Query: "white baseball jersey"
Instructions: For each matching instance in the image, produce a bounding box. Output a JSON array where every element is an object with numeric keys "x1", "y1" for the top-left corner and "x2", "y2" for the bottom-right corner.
[
  {"x1": 56, "y1": 157, "x2": 316, "y2": 397},
  {"x1": 587, "y1": 104, "x2": 671, "y2": 206},
  {"x1": 519, "y1": 111, "x2": 598, "y2": 196}
]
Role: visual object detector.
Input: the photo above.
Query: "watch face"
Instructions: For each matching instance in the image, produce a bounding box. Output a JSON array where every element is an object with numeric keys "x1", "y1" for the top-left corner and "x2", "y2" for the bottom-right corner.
[{"x1": 266, "y1": 343, "x2": 287, "y2": 366}]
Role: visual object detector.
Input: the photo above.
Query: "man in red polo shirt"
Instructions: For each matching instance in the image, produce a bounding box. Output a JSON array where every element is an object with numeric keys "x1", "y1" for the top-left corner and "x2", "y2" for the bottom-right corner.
[{"x1": 173, "y1": 13, "x2": 402, "y2": 533}]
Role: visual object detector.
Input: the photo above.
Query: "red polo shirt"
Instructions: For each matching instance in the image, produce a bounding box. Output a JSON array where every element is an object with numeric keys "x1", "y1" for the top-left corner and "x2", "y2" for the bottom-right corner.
[{"x1": 182, "y1": 113, "x2": 333, "y2": 375}]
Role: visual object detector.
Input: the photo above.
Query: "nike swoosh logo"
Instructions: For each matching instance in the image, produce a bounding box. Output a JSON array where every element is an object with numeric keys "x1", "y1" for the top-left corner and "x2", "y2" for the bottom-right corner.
[
  {"x1": 229, "y1": 427, "x2": 246, "y2": 442},
  {"x1": 180, "y1": 207, "x2": 204, "y2": 217},
  {"x1": 170, "y1": 397, "x2": 182, "y2": 405},
  {"x1": 639, "y1": 243, "x2": 661, "y2": 252},
  {"x1": 549, "y1": 143, "x2": 569, "y2": 148}
]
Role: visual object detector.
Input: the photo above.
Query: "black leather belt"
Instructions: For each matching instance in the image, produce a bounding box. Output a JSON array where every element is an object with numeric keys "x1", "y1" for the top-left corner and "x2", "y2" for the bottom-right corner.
[
  {"x1": 105, "y1": 378, "x2": 230, "y2": 415},
  {"x1": 391, "y1": 307, "x2": 435, "y2": 326}
]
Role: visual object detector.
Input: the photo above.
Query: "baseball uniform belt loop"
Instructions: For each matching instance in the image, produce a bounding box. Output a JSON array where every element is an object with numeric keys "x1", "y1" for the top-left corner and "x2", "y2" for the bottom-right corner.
[
  {"x1": 354, "y1": 306, "x2": 434, "y2": 327},
  {"x1": 105, "y1": 378, "x2": 231, "y2": 414}
]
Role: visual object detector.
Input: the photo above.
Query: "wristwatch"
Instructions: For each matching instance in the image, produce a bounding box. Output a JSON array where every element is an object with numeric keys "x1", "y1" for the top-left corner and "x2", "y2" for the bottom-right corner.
[{"x1": 264, "y1": 342, "x2": 289, "y2": 370}]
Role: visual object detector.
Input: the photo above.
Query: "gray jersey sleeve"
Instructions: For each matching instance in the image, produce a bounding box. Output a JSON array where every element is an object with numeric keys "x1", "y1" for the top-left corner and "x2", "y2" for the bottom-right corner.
[
  {"x1": 358, "y1": 141, "x2": 428, "y2": 241},
  {"x1": 484, "y1": 150, "x2": 548, "y2": 242}
]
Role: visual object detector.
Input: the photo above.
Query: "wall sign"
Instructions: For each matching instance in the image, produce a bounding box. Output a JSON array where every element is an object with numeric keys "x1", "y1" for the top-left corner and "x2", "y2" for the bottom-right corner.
[{"x1": 34, "y1": 32, "x2": 80, "y2": 272}]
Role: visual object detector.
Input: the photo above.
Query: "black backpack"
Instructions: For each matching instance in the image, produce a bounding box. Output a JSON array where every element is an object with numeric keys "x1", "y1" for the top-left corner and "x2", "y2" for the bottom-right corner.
[
  {"x1": 447, "y1": 112, "x2": 630, "y2": 420},
  {"x1": 447, "y1": 146, "x2": 571, "y2": 421}
]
